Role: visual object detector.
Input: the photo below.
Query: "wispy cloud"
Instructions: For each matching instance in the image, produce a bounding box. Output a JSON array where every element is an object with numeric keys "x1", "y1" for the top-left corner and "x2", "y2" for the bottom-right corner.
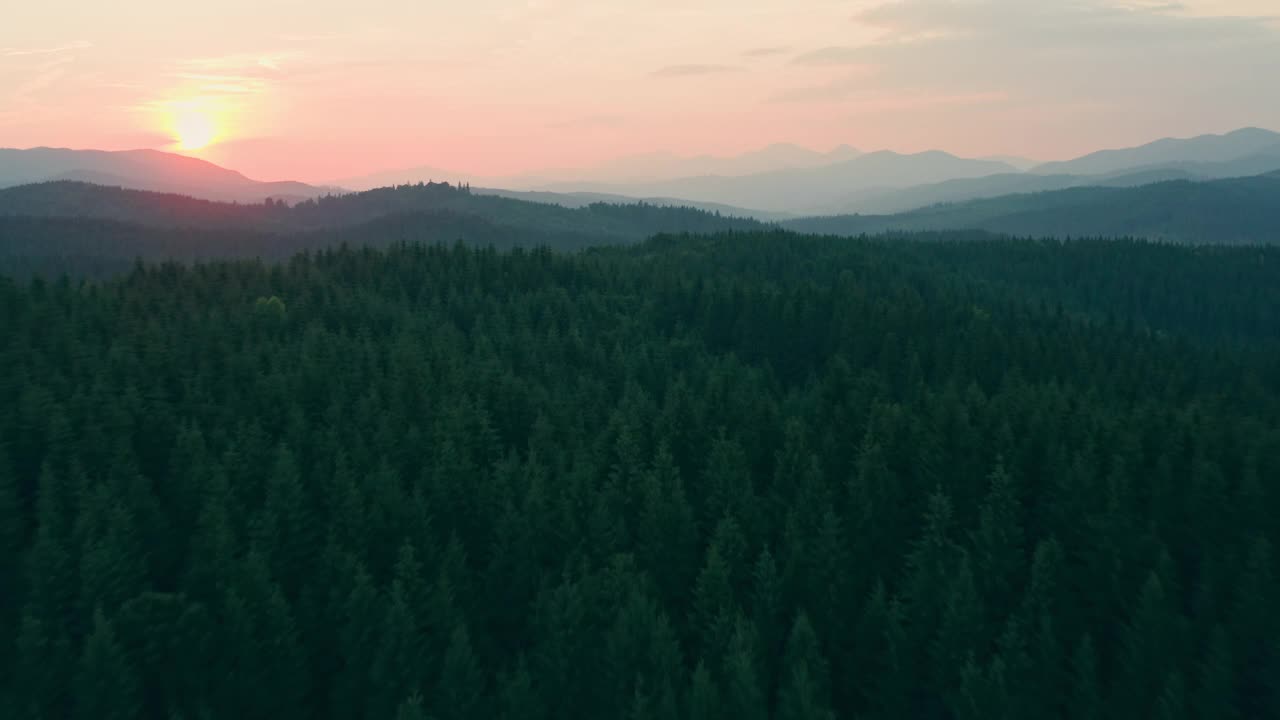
[
  {"x1": 180, "y1": 51, "x2": 300, "y2": 74},
  {"x1": 792, "y1": 0, "x2": 1280, "y2": 113},
  {"x1": 173, "y1": 73, "x2": 269, "y2": 94},
  {"x1": 1, "y1": 41, "x2": 91, "y2": 57},
  {"x1": 744, "y1": 46, "x2": 791, "y2": 58},
  {"x1": 769, "y1": 66, "x2": 880, "y2": 103},
  {"x1": 791, "y1": 46, "x2": 867, "y2": 66},
  {"x1": 546, "y1": 114, "x2": 626, "y2": 129},
  {"x1": 651, "y1": 64, "x2": 744, "y2": 78},
  {"x1": 844, "y1": 90, "x2": 1010, "y2": 114}
]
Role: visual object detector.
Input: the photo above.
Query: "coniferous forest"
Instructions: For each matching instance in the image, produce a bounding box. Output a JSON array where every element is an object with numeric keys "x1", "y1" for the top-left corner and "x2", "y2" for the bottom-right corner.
[{"x1": 2, "y1": 231, "x2": 1278, "y2": 720}]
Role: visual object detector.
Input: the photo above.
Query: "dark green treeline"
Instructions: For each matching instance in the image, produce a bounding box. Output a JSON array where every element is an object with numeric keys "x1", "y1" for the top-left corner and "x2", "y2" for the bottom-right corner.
[{"x1": 1, "y1": 233, "x2": 1277, "y2": 719}]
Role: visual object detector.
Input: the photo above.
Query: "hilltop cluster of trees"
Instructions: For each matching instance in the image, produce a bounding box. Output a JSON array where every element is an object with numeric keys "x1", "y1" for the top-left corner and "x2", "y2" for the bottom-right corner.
[{"x1": 1, "y1": 233, "x2": 1277, "y2": 719}]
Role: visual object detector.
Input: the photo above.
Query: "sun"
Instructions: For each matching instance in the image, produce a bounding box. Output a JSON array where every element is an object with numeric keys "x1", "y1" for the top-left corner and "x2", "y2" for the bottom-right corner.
[{"x1": 173, "y1": 106, "x2": 218, "y2": 151}]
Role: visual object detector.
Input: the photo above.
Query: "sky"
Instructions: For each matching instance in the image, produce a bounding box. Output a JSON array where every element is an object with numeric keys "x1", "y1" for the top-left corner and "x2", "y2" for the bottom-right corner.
[{"x1": 3, "y1": 0, "x2": 1279, "y2": 182}]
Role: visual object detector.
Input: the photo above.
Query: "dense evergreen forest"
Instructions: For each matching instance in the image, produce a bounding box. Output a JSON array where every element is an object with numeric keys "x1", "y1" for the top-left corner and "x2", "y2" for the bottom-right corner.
[{"x1": 2, "y1": 232, "x2": 1278, "y2": 719}]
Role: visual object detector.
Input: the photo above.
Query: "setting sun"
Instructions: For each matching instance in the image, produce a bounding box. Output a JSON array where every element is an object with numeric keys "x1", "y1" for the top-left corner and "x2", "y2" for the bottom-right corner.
[
  {"x1": 175, "y1": 109, "x2": 216, "y2": 150},
  {"x1": 161, "y1": 100, "x2": 223, "y2": 151}
]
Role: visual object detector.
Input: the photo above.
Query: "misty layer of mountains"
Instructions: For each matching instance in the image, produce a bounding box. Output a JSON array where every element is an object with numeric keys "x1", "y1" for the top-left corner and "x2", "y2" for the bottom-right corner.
[
  {"x1": 335, "y1": 127, "x2": 1280, "y2": 215},
  {"x1": 0, "y1": 148, "x2": 343, "y2": 204},
  {"x1": 785, "y1": 173, "x2": 1280, "y2": 245},
  {"x1": 5, "y1": 128, "x2": 1279, "y2": 218},
  {"x1": 3, "y1": 127, "x2": 1280, "y2": 278},
  {"x1": 0, "y1": 181, "x2": 767, "y2": 277}
]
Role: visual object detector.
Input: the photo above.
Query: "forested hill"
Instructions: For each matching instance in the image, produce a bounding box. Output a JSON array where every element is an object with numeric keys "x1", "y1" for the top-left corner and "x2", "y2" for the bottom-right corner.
[
  {"x1": 0, "y1": 212, "x2": 617, "y2": 279},
  {"x1": 784, "y1": 173, "x2": 1280, "y2": 244},
  {"x1": 1, "y1": 233, "x2": 1278, "y2": 719},
  {"x1": 0, "y1": 181, "x2": 768, "y2": 277},
  {"x1": 0, "y1": 180, "x2": 765, "y2": 236}
]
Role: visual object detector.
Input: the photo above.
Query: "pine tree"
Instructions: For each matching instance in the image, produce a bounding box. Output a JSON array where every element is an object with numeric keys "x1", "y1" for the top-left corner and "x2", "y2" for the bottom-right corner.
[
  {"x1": 332, "y1": 564, "x2": 381, "y2": 719},
  {"x1": 257, "y1": 444, "x2": 317, "y2": 598},
  {"x1": 932, "y1": 552, "x2": 985, "y2": 700},
  {"x1": 368, "y1": 580, "x2": 426, "y2": 720},
  {"x1": 692, "y1": 544, "x2": 736, "y2": 662},
  {"x1": 957, "y1": 655, "x2": 1008, "y2": 720},
  {"x1": 183, "y1": 468, "x2": 238, "y2": 604},
  {"x1": 1068, "y1": 635, "x2": 1101, "y2": 720},
  {"x1": 499, "y1": 655, "x2": 544, "y2": 720},
  {"x1": 721, "y1": 618, "x2": 767, "y2": 720},
  {"x1": 1232, "y1": 538, "x2": 1278, "y2": 719},
  {"x1": 1122, "y1": 571, "x2": 1185, "y2": 718},
  {"x1": 12, "y1": 611, "x2": 73, "y2": 718},
  {"x1": 78, "y1": 495, "x2": 147, "y2": 619},
  {"x1": 25, "y1": 462, "x2": 76, "y2": 633},
  {"x1": 0, "y1": 449, "x2": 21, "y2": 665},
  {"x1": 436, "y1": 622, "x2": 483, "y2": 720},
  {"x1": 971, "y1": 460, "x2": 1024, "y2": 623},
  {"x1": 777, "y1": 613, "x2": 835, "y2": 720},
  {"x1": 74, "y1": 609, "x2": 141, "y2": 720},
  {"x1": 750, "y1": 545, "x2": 785, "y2": 689},
  {"x1": 1156, "y1": 670, "x2": 1187, "y2": 720},
  {"x1": 688, "y1": 660, "x2": 722, "y2": 720},
  {"x1": 396, "y1": 694, "x2": 431, "y2": 720},
  {"x1": 637, "y1": 443, "x2": 697, "y2": 608},
  {"x1": 1194, "y1": 626, "x2": 1239, "y2": 720}
]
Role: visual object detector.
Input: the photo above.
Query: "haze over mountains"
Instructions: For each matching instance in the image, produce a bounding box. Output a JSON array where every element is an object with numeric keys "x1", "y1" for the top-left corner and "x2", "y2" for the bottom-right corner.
[
  {"x1": 0, "y1": 148, "x2": 340, "y2": 204},
  {"x1": 785, "y1": 172, "x2": 1280, "y2": 245},
  {"x1": 3, "y1": 128, "x2": 1279, "y2": 221},
  {"x1": 525, "y1": 128, "x2": 1280, "y2": 215},
  {"x1": 336, "y1": 143, "x2": 867, "y2": 191}
]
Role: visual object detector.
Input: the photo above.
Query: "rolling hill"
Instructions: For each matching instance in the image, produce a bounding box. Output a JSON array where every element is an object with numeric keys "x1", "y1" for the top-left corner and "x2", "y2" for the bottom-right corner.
[
  {"x1": 1029, "y1": 127, "x2": 1280, "y2": 176},
  {"x1": 472, "y1": 187, "x2": 794, "y2": 221},
  {"x1": 0, "y1": 180, "x2": 765, "y2": 235},
  {"x1": 783, "y1": 173, "x2": 1280, "y2": 244},
  {"x1": 536, "y1": 150, "x2": 1017, "y2": 213},
  {"x1": 0, "y1": 147, "x2": 339, "y2": 203},
  {"x1": 0, "y1": 180, "x2": 767, "y2": 277},
  {"x1": 335, "y1": 143, "x2": 864, "y2": 190}
]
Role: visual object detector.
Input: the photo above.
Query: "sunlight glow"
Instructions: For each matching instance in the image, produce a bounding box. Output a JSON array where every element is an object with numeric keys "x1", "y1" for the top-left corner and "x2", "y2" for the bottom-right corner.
[{"x1": 163, "y1": 100, "x2": 224, "y2": 151}]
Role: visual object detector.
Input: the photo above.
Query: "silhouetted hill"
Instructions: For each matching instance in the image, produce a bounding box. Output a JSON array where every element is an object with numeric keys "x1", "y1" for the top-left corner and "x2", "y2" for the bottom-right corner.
[
  {"x1": 0, "y1": 180, "x2": 765, "y2": 235},
  {"x1": 338, "y1": 143, "x2": 865, "y2": 190},
  {"x1": 473, "y1": 187, "x2": 793, "y2": 221},
  {"x1": 536, "y1": 150, "x2": 1017, "y2": 212},
  {"x1": 1030, "y1": 127, "x2": 1280, "y2": 176},
  {"x1": 821, "y1": 142, "x2": 1280, "y2": 215},
  {"x1": 784, "y1": 173, "x2": 1280, "y2": 244},
  {"x1": 0, "y1": 147, "x2": 339, "y2": 202},
  {"x1": 0, "y1": 180, "x2": 767, "y2": 277}
]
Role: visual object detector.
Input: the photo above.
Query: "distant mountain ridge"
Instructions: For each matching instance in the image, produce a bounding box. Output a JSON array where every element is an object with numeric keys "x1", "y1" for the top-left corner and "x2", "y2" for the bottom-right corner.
[
  {"x1": 0, "y1": 180, "x2": 769, "y2": 278},
  {"x1": 0, "y1": 147, "x2": 340, "y2": 203},
  {"x1": 334, "y1": 143, "x2": 864, "y2": 191},
  {"x1": 534, "y1": 150, "x2": 1018, "y2": 213},
  {"x1": 783, "y1": 173, "x2": 1280, "y2": 244},
  {"x1": 1029, "y1": 127, "x2": 1280, "y2": 176},
  {"x1": 5, "y1": 127, "x2": 1280, "y2": 220},
  {"x1": 817, "y1": 128, "x2": 1280, "y2": 214}
]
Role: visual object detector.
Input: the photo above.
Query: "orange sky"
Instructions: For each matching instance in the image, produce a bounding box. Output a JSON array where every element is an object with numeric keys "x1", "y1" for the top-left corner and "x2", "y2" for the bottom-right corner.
[{"x1": 3, "y1": 0, "x2": 1279, "y2": 182}]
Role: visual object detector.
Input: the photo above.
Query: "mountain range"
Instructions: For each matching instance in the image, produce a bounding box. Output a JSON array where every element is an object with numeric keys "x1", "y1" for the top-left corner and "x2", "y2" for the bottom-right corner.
[
  {"x1": 0, "y1": 148, "x2": 339, "y2": 203},
  {"x1": 783, "y1": 172, "x2": 1280, "y2": 245},
  {"x1": 531, "y1": 128, "x2": 1280, "y2": 215},
  {"x1": 0, "y1": 180, "x2": 768, "y2": 277},
  {"x1": 334, "y1": 143, "x2": 867, "y2": 190},
  {"x1": 4, "y1": 128, "x2": 1280, "y2": 218}
]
